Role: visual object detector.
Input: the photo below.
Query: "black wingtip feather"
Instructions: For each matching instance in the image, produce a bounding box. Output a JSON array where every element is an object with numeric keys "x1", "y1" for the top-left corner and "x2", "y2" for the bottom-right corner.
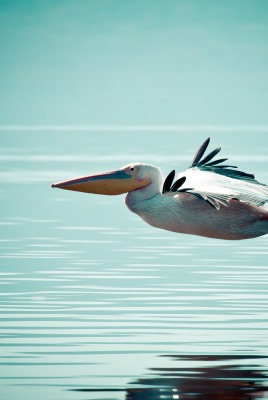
[
  {"x1": 162, "y1": 170, "x2": 175, "y2": 193},
  {"x1": 170, "y1": 176, "x2": 186, "y2": 191},
  {"x1": 190, "y1": 137, "x2": 210, "y2": 167},
  {"x1": 205, "y1": 158, "x2": 229, "y2": 167},
  {"x1": 199, "y1": 147, "x2": 221, "y2": 166}
]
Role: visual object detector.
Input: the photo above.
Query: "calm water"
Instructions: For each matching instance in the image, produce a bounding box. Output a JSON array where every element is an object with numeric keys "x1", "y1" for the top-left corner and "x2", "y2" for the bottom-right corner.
[{"x1": 0, "y1": 129, "x2": 268, "y2": 400}]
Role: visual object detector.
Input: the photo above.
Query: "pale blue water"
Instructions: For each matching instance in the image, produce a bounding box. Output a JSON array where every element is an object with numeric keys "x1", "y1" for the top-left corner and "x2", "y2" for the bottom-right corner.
[{"x1": 0, "y1": 130, "x2": 268, "y2": 400}]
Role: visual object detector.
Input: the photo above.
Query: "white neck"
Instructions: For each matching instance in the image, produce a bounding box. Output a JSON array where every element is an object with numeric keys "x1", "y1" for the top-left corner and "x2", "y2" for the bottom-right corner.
[{"x1": 125, "y1": 166, "x2": 162, "y2": 212}]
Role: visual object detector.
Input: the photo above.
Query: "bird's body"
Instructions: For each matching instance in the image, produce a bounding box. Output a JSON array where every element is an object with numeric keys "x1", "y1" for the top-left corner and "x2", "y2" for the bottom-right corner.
[
  {"x1": 127, "y1": 191, "x2": 267, "y2": 240},
  {"x1": 52, "y1": 138, "x2": 268, "y2": 240}
]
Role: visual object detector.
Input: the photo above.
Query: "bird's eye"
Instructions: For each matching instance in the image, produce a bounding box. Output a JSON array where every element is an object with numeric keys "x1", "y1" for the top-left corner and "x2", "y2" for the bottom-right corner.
[{"x1": 130, "y1": 167, "x2": 135, "y2": 171}]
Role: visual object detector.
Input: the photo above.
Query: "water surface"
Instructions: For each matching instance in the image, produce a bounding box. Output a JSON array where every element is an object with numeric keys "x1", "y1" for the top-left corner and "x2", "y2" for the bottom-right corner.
[{"x1": 0, "y1": 130, "x2": 268, "y2": 399}]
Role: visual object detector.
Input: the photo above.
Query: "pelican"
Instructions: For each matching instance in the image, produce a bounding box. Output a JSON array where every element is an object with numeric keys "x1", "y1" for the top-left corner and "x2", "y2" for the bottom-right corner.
[{"x1": 51, "y1": 138, "x2": 268, "y2": 240}]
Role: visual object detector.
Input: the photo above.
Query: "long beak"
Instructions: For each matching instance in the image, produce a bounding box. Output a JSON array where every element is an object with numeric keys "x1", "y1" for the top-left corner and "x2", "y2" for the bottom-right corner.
[{"x1": 51, "y1": 169, "x2": 149, "y2": 195}]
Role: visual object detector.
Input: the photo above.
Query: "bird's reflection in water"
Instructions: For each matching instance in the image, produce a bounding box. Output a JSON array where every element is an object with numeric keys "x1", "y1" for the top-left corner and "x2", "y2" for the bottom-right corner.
[{"x1": 126, "y1": 355, "x2": 268, "y2": 400}]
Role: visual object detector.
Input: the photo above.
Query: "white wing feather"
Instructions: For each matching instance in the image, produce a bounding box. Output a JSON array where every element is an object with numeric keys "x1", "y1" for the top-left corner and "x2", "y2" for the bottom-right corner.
[{"x1": 177, "y1": 167, "x2": 268, "y2": 208}]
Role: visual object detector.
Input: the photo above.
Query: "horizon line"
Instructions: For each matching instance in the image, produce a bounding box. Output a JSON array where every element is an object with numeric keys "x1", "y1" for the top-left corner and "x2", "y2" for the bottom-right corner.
[{"x1": 1, "y1": 124, "x2": 268, "y2": 132}]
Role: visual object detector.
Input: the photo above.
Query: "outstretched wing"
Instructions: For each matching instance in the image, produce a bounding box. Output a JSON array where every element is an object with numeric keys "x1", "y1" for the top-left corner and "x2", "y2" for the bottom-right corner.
[{"x1": 162, "y1": 137, "x2": 268, "y2": 210}]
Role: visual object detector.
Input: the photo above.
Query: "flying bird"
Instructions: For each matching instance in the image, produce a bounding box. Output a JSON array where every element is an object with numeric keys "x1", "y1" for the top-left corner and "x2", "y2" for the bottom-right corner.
[{"x1": 51, "y1": 138, "x2": 268, "y2": 240}]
